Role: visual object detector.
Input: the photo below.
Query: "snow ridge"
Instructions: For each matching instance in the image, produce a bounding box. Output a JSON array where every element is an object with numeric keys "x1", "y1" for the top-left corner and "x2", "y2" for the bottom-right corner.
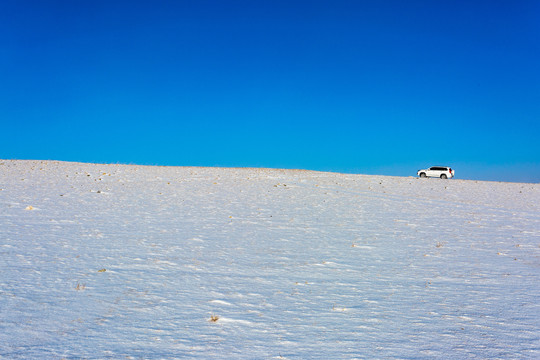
[{"x1": 1, "y1": 160, "x2": 539, "y2": 359}]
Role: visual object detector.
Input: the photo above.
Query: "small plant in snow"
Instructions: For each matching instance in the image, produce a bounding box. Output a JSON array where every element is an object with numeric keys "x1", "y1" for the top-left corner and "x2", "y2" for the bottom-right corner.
[
  {"x1": 209, "y1": 314, "x2": 219, "y2": 322},
  {"x1": 75, "y1": 282, "x2": 86, "y2": 291}
]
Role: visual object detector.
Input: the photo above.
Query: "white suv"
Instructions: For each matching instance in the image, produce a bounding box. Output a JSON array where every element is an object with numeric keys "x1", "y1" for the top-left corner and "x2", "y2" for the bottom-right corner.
[{"x1": 417, "y1": 166, "x2": 455, "y2": 179}]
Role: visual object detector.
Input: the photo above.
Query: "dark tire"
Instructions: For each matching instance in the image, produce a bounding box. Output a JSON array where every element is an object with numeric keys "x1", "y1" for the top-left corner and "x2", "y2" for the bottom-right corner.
[
  {"x1": 420, "y1": 173, "x2": 426, "y2": 178},
  {"x1": 440, "y1": 174, "x2": 447, "y2": 179}
]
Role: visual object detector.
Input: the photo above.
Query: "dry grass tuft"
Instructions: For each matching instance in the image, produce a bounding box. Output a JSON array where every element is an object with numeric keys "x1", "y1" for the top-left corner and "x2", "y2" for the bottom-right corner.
[
  {"x1": 209, "y1": 314, "x2": 219, "y2": 322},
  {"x1": 75, "y1": 282, "x2": 86, "y2": 291}
]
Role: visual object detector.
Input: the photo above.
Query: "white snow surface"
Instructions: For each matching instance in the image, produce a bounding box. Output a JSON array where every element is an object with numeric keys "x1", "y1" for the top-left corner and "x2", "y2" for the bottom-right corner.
[{"x1": 1, "y1": 160, "x2": 539, "y2": 359}]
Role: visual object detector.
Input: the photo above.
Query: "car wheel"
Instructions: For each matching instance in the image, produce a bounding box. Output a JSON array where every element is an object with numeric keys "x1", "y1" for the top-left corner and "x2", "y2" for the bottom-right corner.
[
  {"x1": 440, "y1": 174, "x2": 447, "y2": 179},
  {"x1": 420, "y1": 173, "x2": 426, "y2": 178}
]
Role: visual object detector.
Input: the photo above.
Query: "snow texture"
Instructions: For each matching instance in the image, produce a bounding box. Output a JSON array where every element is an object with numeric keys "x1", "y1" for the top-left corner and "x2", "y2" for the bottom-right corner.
[{"x1": 1, "y1": 160, "x2": 539, "y2": 359}]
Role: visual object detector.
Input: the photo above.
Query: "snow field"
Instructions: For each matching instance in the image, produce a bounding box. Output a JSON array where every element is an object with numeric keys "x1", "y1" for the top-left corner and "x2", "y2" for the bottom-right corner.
[{"x1": 1, "y1": 160, "x2": 539, "y2": 359}]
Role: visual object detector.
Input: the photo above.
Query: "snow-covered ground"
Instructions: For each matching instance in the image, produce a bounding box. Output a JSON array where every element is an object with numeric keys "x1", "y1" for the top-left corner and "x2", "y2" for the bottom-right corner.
[{"x1": 1, "y1": 160, "x2": 539, "y2": 359}]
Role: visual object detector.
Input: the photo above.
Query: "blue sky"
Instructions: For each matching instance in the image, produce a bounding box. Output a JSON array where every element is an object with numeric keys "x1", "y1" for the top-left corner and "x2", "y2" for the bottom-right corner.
[{"x1": 1, "y1": 1, "x2": 539, "y2": 182}]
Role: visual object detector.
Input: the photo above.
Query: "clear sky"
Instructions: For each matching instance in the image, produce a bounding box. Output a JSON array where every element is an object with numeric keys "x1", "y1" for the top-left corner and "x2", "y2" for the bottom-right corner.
[{"x1": 1, "y1": 1, "x2": 539, "y2": 182}]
